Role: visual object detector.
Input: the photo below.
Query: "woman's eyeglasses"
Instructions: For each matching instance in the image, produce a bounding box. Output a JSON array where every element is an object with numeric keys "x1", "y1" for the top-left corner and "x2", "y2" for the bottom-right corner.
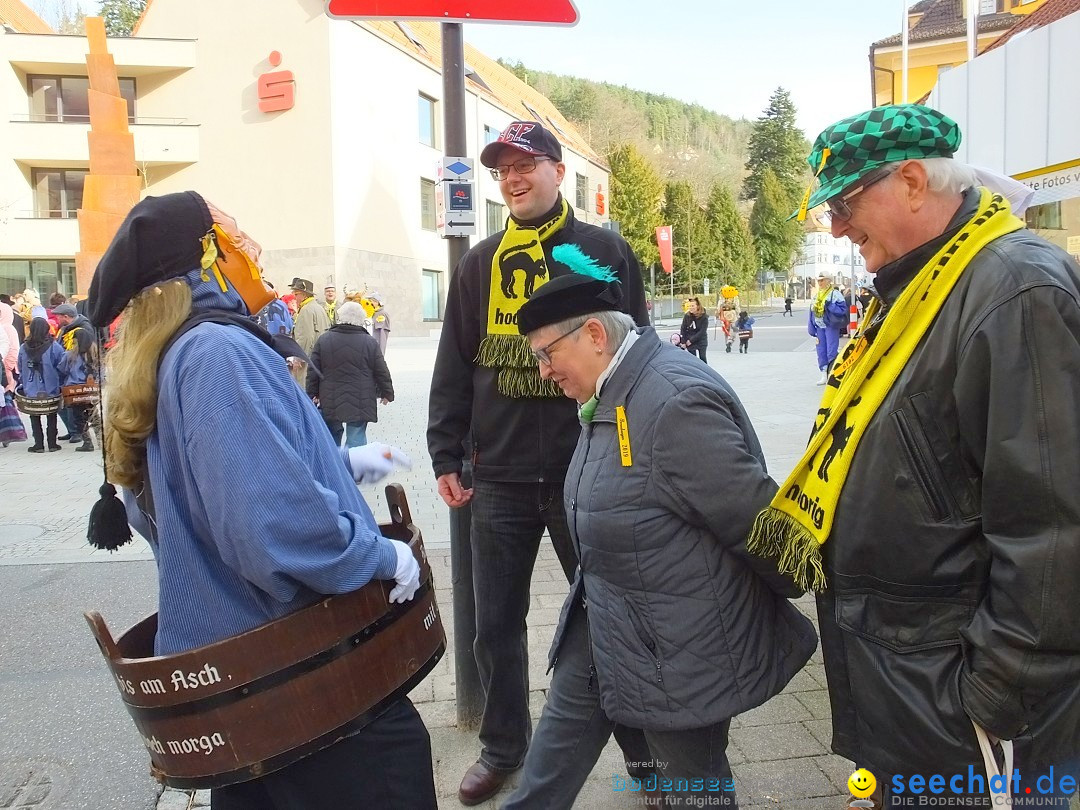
[{"x1": 531, "y1": 322, "x2": 586, "y2": 365}]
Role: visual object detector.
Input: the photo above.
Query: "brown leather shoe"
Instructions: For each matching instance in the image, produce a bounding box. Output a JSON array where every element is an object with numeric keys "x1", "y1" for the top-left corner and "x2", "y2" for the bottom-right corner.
[{"x1": 458, "y1": 760, "x2": 509, "y2": 806}]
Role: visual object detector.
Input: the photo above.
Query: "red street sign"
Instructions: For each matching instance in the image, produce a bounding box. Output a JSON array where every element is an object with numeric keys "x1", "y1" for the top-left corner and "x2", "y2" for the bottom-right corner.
[{"x1": 326, "y1": 0, "x2": 579, "y2": 25}]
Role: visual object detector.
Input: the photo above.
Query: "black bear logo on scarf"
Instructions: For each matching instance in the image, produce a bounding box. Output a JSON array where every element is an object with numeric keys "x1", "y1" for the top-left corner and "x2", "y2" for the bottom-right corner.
[{"x1": 498, "y1": 240, "x2": 548, "y2": 300}]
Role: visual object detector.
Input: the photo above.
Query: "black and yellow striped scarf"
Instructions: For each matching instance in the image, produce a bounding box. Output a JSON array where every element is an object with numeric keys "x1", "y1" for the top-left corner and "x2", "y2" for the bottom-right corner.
[
  {"x1": 747, "y1": 189, "x2": 1024, "y2": 591},
  {"x1": 476, "y1": 199, "x2": 569, "y2": 398}
]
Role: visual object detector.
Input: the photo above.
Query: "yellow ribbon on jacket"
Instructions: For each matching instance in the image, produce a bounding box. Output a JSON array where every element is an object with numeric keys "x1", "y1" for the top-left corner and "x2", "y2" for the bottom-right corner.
[{"x1": 746, "y1": 189, "x2": 1023, "y2": 592}]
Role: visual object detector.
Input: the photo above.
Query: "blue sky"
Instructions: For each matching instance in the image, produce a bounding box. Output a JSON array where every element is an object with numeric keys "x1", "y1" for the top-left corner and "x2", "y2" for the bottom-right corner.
[{"x1": 462, "y1": 0, "x2": 902, "y2": 139}]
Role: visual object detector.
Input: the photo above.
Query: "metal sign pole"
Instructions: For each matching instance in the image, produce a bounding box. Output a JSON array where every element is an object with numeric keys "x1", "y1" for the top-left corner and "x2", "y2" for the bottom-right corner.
[{"x1": 441, "y1": 21, "x2": 483, "y2": 730}]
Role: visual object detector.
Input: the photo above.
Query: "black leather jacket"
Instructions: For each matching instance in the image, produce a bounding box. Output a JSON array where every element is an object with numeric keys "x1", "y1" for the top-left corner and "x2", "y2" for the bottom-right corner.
[{"x1": 817, "y1": 189, "x2": 1080, "y2": 774}]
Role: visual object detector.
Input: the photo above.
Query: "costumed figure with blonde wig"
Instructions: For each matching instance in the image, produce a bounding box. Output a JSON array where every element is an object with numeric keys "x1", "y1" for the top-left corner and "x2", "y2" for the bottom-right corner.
[{"x1": 84, "y1": 191, "x2": 436, "y2": 809}]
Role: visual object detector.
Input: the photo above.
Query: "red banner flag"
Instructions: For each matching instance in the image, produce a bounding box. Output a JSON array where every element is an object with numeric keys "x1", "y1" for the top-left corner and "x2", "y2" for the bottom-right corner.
[{"x1": 656, "y1": 225, "x2": 673, "y2": 275}]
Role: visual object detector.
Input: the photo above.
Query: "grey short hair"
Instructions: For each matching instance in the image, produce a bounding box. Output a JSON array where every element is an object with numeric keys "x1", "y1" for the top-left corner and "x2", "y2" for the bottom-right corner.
[
  {"x1": 878, "y1": 158, "x2": 977, "y2": 195},
  {"x1": 336, "y1": 301, "x2": 367, "y2": 326},
  {"x1": 547, "y1": 310, "x2": 636, "y2": 355}
]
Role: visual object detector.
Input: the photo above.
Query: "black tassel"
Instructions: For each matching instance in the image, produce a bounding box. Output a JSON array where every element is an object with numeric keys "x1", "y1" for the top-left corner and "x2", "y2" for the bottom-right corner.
[{"x1": 87, "y1": 483, "x2": 132, "y2": 551}]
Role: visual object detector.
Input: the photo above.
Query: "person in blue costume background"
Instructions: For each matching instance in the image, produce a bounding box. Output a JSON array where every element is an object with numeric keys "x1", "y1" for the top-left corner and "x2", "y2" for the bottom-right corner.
[{"x1": 86, "y1": 191, "x2": 436, "y2": 810}]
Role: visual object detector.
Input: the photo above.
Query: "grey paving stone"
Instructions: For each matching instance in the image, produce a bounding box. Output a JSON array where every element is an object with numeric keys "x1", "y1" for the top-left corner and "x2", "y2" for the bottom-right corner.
[
  {"x1": 813, "y1": 754, "x2": 857, "y2": 795},
  {"x1": 796, "y1": 689, "x2": 833, "y2": 720},
  {"x1": 735, "y1": 695, "x2": 814, "y2": 728},
  {"x1": 802, "y1": 718, "x2": 835, "y2": 752},
  {"x1": 731, "y1": 721, "x2": 828, "y2": 762},
  {"x1": 733, "y1": 757, "x2": 838, "y2": 804}
]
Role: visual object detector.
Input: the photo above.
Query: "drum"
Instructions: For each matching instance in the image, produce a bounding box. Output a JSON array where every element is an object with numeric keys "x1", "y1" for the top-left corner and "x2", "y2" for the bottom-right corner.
[
  {"x1": 62, "y1": 379, "x2": 99, "y2": 407},
  {"x1": 13, "y1": 388, "x2": 61, "y2": 415},
  {"x1": 84, "y1": 484, "x2": 445, "y2": 789}
]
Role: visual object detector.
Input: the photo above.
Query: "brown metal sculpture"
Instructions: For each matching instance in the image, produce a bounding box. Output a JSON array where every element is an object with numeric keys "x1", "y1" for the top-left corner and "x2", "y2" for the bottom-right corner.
[{"x1": 84, "y1": 484, "x2": 446, "y2": 789}]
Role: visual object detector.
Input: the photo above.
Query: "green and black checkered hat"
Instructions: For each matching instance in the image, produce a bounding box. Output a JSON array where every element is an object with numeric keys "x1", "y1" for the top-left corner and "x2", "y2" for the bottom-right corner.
[{"x1": 793, "y1": 104, "x2": 961, "y2": 221}]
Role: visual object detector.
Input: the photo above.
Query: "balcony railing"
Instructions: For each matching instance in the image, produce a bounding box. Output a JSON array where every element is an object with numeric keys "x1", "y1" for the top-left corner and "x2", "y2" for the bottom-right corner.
[
  {"x1": 9, "y1": 113, "x2": 189, "y2": 126},
  {"x1": 13, "y1": 210, "x2": 80, "y2": 219}
]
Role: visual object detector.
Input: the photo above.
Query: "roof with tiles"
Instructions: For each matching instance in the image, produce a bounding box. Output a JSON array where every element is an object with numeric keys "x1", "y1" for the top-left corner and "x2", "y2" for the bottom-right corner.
[
  {"x1": 985, "y1": 0, "x2": 1080, "y2": 49},
  {"x1": 359, "y1": 20, "x2": 602, "y2": 166},
  {"x1": 874, "y1": 0, "x2": 1018, "y2": 47},
  {"x1": 0, "y1": 0, "x2": 53, "y2": 33}
]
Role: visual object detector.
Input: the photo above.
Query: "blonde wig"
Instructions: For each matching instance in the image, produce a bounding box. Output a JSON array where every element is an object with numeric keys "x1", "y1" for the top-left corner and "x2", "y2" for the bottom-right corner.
[{"x1": 104, "y1": 280, "x2": 193, "y2": 489}]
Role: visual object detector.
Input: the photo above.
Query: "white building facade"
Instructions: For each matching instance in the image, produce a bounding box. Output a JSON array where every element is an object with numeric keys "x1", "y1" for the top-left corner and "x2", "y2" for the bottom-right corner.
[
  {"x1": 0, "y1": 0, "x2": 611, "y2": 335},
  {"x1": 790, "y1": 211, "x2": 866, "y2": 296},
  {"x1": 929, "y1": 9, "x2": 1080, "y2": 267}
]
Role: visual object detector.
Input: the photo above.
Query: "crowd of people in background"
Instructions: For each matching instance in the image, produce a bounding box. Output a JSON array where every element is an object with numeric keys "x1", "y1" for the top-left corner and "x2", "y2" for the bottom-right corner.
[{"x1": 1, "y1": 277, "x2": 394, "y2": 453}]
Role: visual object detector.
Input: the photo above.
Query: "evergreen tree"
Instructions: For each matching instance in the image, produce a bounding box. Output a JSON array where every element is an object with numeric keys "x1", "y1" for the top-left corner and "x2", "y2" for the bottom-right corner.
[
  {"x1": 662, "y1": 181, "x2": 710, "y2": 295},
  {"x1": 100, "y1": 0, "x2": 147, "y2": 36},
  {"x1": 608, "y1": 143, "x2": 663, "y2": 271},
  {"x1": 742, "y1": 87, "x2": 807, "y2": 203},
  {"x1": 704, "y1": 183, "x2": 757, "y2": 291},
  {"x1": 749, "y1": 168, "x2": 802, "y2": 277}
]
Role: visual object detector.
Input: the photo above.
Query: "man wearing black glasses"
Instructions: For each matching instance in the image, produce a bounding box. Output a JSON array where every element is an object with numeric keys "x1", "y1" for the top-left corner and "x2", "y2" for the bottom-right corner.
[
  {"x1": 757, "y1": 103, "x2": 1080, "y2": 807},
  {"x1": 427, "y1": 120, "x2": 649, "y2": 805}
]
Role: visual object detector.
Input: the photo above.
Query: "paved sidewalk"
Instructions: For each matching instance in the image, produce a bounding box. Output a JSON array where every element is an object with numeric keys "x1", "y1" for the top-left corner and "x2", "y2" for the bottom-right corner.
[{"x1": 2, "y1": 328, "x2": 853, "y2": 809}]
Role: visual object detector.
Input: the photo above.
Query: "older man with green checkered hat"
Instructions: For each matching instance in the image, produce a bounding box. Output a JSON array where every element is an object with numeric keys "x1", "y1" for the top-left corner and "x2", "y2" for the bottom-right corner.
[{"x1": 751, "y1": 104, "x2": 1080, "y2": 804}]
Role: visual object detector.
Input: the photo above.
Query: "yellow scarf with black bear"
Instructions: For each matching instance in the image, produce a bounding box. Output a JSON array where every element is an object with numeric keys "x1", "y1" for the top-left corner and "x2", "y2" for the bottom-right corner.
[
  {"x1": 476, "y1": 199, "x2": 569, "y2": 398},
  {"x1": 746, "y1": 189, "x2": 1023, "y2": 592}
]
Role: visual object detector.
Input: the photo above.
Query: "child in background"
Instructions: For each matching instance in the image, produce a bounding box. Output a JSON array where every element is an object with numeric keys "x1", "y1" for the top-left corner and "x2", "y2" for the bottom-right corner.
[{"x1": 736, "y1": 311, "x2": 755, "y2": 354}]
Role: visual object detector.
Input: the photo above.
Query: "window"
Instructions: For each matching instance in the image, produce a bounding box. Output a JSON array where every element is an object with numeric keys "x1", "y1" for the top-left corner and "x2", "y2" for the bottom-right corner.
[
  {"x1": 420, "y1": 178, "x2": 437, "y2": 231},
  {"x1": 546, "y1": 116, "x2": 567, "y2": 137},
  {"x1": 395, "y1": 21, "x2": 427, "y2": 53},
  {"x1": 28, "y1": 75, "x2": 135, "y2": 123},
  {"x1": 484, "y1": 125, "x2": 500, "y2": 145},
  {"x1": 464, "y1": 64, "x2": 491, "y2": 93},
  {"x1": 32, "y1": 168, "x2": 86, "y2": 218},
  {"x1": 486, "y1": 200, "x2": 506, "y2": 236},
  {"x1": 421, "y1": 269, "x2": 443, "y2": 320},
  {"x1": 1025, "y1": 201, "x2": 1062, "y2": 230},
  {"x1": 0, "y1": 259, "x2": 76, "y2": 297},
  {"x1": 522, "y1": 101, "x2": 544, "y2": 123},
  {"x1": 575, "y1": 173, "x2": 589, "y2": 210},
  {"x1": 980, "y1": 0, "x2": 1003, "y2": 12},
  {"x1": 418, "y1": 93, "x2": 436, "y2": 147}
]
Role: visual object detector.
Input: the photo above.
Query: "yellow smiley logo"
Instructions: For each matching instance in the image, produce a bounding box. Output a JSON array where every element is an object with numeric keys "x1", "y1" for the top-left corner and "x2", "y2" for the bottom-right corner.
[{"x1": 848, "y1": 768, "x2": 876, "y2": 799}]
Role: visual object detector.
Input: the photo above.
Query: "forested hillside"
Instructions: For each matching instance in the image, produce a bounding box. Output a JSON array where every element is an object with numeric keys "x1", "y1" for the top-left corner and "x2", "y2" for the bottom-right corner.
[{"x1": 499, "y1": 61, "x2": 754, "y2": 199}]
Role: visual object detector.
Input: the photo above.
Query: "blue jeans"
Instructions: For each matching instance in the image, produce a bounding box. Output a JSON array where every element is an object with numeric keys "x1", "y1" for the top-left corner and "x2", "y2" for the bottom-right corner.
[
  {"x1": 324, "y1": 419, "x2": 366, "y2": 448},
  {"x1": 58, "y1": 406, "x2": 77, "y2": 437},
  {"x1": 469, "y1": 478, "x2": 578, "y2": 771},
  {"x1": 815, "y1": 326, "x2": 841, "y2": 371}
]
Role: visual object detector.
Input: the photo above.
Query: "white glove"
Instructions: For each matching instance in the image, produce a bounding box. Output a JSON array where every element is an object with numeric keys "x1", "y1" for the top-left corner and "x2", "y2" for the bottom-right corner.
[
  {"x1": 346, "y1": 443, "x2": 412, "y2": 484},
  {"x1": 388, "y1": 539, "x2": 421, "y2": 603}
]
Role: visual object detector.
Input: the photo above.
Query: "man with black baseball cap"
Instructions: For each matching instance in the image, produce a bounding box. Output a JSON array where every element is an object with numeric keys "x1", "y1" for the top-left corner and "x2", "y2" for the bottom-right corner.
[{"x1": 428, "y1": 120, "x2": 651, "y2": 805}]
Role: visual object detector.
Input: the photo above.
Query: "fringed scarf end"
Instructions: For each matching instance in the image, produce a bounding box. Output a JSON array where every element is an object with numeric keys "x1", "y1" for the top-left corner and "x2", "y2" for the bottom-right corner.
[
  {"x1": 476, "y1": 334, "x2": 536, "y2": 369},
  {"x1": 476, "y1": 334, "x2": 561, "y2": 398},
  {"x1": 747, "y1": 507, "x2": 827, "y2": 593}
]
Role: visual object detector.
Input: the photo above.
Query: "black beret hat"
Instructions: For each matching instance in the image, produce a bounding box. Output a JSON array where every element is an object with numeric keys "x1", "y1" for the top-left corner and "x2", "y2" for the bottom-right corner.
[
  {"x1": 517, "y1": 273, "x2": 624, "y2": 335},
  {"x1": 87, "y1": 191, "x2": 212, "y2": 327}
]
